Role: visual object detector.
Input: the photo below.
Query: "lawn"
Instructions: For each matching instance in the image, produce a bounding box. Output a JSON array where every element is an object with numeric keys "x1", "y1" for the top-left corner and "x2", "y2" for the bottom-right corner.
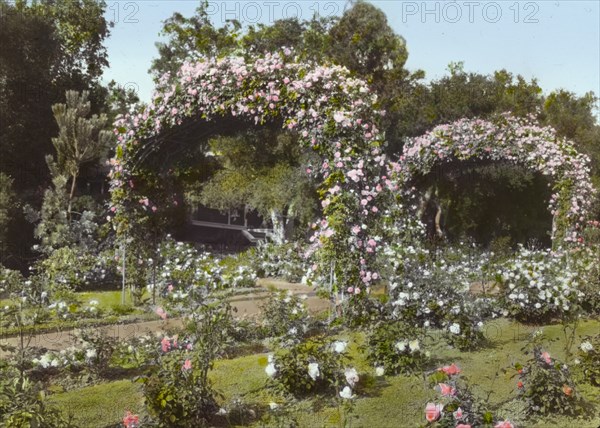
[{"x1": 50, "y1": 317, "x2": 600, "y2": 428}]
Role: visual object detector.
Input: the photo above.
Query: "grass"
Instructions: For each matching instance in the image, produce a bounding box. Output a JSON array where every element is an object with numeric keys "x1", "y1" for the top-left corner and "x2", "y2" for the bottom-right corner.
[
  {"x1": 0, "y1": 290, "x2": 153, "y2": 337},
  {"x1": 49, "y1": 317, "x2": 600, "y2": 428},
  {"x1": 48, "y1": 380, "x2": 144, "y2": 427}
]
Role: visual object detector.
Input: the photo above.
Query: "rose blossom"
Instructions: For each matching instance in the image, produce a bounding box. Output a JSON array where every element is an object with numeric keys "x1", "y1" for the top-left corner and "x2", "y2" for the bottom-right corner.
[{"x1": 425, "y1": 403, "x2": 443, "y2": 422}]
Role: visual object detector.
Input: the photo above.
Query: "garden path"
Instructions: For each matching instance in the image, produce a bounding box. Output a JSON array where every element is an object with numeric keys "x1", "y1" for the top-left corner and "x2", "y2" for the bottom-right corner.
[{"x1": 0, "y1": 279, "x2": 329, "y2": 357}]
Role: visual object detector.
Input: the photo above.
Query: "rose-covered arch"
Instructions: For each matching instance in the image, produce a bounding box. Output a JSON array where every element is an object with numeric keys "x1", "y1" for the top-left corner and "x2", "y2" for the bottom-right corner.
[
  {"x1": 389, "y1": 114, "x2": 595, "y2": 246},
  {"x1": 108, "y1": 51, "x2": 389, "y2": 293}
]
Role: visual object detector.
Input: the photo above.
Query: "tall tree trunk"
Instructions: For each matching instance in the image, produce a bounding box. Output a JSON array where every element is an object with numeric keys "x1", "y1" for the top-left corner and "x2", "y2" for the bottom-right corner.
[
  {"x1": 68, "y1": 172, "x2": 77, "y2": 221},
  {"x1": 434, "y1": 185, "x2": 444, "y2": 238},
  {"x1": 269, "y1": 209, "x2": 285, "y2": 244},
  {"x1": 284, "y1": 203, "x2": 296, "y2": 241}
]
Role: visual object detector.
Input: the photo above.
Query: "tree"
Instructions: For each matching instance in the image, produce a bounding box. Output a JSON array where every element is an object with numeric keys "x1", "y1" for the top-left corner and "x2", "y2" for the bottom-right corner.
[
  {"x1": 542, "y1": 90, "x2": 600, "y2": 188},
  {"x1": 0, "y1": 0, "x2": 111, "y2": 268},
  {"x1": 194, "y1": 131, "x2": 317, "y2": 243},
  {"x1": 51, "y1": 90, "x2": 111, "y2": 219},
  {"x1": 327, "y1": 0, "x2": 423, "y2": 152},
  {"x1": 150, "y1": 2, "x2": 241, "y2": 80},
  {"x1": 0, "y1": 173, "x2": 17, "y2": 263},
  {"x1": 105, "y1": 80, "x2": 142, "y2": 122}
]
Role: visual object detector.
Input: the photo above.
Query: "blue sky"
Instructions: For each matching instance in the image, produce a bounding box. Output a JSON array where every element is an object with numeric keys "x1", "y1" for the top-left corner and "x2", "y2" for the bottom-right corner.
[{"x1": 102, "y1": 0, "x2": 600, "y2": 114}]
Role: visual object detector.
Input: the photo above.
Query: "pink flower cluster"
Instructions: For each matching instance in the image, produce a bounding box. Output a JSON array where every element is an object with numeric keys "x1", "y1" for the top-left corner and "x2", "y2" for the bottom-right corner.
[
  {"x1": 425, "y1": 363, "x2": 515, "y2": 428},
  {"x1": 393, "y1": 114, "x2": 595, "y2": 246},
  {"x1": 109, "y1": 51, "x2": 388, "y2": 290}
]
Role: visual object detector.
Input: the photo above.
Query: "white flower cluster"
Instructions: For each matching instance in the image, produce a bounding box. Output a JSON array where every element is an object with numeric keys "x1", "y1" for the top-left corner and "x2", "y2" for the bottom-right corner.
[
  {"x1": 156, "y1": 238, "x2": 258, "y2": 303},
  {"x1": 499, "y1": 246, "x2": 584, "y2": 319},
  {"x1": 395, "y1": 339, "x2": 421, "y2": 353},
  {"x1": 253, "y1": 241, "x2": 310, "y2": 283},
  {"x1": 32, "y1": 344, "x2": 98, "y2": 370}
]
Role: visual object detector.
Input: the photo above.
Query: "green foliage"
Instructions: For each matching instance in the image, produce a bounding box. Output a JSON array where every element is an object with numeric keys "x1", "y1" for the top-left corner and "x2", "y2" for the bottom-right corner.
[
  {"x1": 150, "y1": 1, "x2": 241, "y2": 80},
  {"x1": 194, "y1": 130, "x2": 317, "y2": 243},
  {"x1": 51, "y1": 90, "x2": 112, "y2": 215},
  {"x1": 0, "y1": 173, "x2": 17, "y2": 263},
  {"x1": 249, "y1": 241, "x2": 309, "y2": 282},
  {"x1": 139, "y1": 298, "x2": 234, "y2": 427},
  {"x1": 0, "y1": 367, "x2": 75, "y2": 428},
  {"x1": 266, "y1": 336, "x2": 347, "y2": 397},
  {"x1": 0, "y1": 0, "x2": 111, "y2": 268},
  {"x1": 515, "y1": 340, "x2": 590, "y2": 418},
  {"x1": 427, "y1": 163, "x2": 553, "y2": 247},
  {"x1": 576, "y1": 335, "x2": 600, "y2": 387},
  {"x1": 260, "y1": 290, "x2": 310, "y2": 343},
  {"x1": 365, "y1": 321, "x2": 429, "y2": 376},
  {"x1": 327, "y1": 0, "x2": 408, "y2": 85},
  {"x1": 38, "y1": 247, "x2": 98, "y2": 293}
]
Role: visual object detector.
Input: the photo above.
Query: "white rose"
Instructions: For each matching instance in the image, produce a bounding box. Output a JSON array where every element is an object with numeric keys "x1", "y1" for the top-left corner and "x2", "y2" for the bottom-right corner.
[
  {"x1": 449, "y1": 323, "x2": 461, "y2": 335},
  {"x1": 265, "y1": 363, "x2": 277, "y2": 377},
  {"x1": 344, "y1": 368, "x2": 359, "y2": 387},
  {"x1": 395, "y1": 340, "x2": 407, "y2": 352},
  {"x1": 308, "y1": 362, "x2": 320, "y2": 380},
  {"x1": 408, "y1": 339, "x2": 420, "y2": 353},
  {"x1": 580, "y1": 341, "x2": 594, "y2": 353},
  {"x1": 339, "y1": 386, "x2": 354, "y2": 399},
  {"x1": 375, "y1": 366, "x2": 385, "y2": 376},
  {"x1": 332, "y1": 341, "x2": 347, "y2": 353}
]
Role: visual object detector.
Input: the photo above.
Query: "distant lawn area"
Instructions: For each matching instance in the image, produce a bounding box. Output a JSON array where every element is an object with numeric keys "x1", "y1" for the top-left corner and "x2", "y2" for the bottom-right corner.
[{"x1": 50, "y1": 317, "x2": 600, "y2": 428}]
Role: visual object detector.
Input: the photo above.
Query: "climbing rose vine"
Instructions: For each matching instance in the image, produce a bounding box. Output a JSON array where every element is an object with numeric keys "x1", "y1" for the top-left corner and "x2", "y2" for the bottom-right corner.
[
  {"x1": 389, "y1": 114, "x2": 595, "y2": 246},
  {"x1": 108, "y1": 50, "x2": 388, "y2": 294}
]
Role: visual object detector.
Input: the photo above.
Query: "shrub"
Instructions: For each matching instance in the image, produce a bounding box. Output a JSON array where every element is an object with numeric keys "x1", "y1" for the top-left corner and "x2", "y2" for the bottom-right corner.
[
  {"x1": 250, "y1": 241, "x2": 309, "y2": 282},
  {"x1": 365, "y1": 320, "x2": 429, "y2": 376},
  {"x1": 514, "y1": 333, "x2": 589, "y2": 418},
  {"x1": 0, "y1": 367, "x2": 75, "y2": 427},
  {"x1": 497, "y1": 246, "x2": 584, "y2": 323},
  {"x1": 424, "y1": 363, "x2": 512, "y2": 427},
  {"x1": 139, "y1": 298, "x2": 233, "y2": 426},
  {"x1": 575, "y1": 334, "x2": 600, "y2": 387},
  {"x1": 264, "y1": 335, "x2": 349, "y2": 397},
  {"x1": 260, "y1": 290, "x2": 310, "y2": 343},
  {"x1": 385, "y1": 244, "x2": 496, "y2": 350},
  {"x1": 156, "y1": 237, "x2": 257, "y2": 306}
]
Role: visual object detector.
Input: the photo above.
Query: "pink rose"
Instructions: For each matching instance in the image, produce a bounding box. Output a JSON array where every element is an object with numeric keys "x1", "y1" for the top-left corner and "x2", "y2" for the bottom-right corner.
[
  {"x1": 453, "y1": 407, "x2": 464, "y2": 420},
  {"x1": 494, "y1": 420, "x2": 514, "y2": 428},
  {"x1": 155, "y1": 307, "x2": 167, "y2": 320},
  {"x1": 354, "y1": 287, "x2": 361, "y2": 295},
  {"x1": 439, "y1": 363, "x2": 461, "y2": 376},
  {"x1": 541, "y1": 351, "x2": 551, "y2": 365},
  {"x1": 182, "y1": 359, "x2": 192, "y2": 371},
  {"x1": 161, "y1": 336, "x2": 171, "y2": 352},
  {"x1": 456, "y1": 425, "x2": 472, "y2": 428},
  {"x1": 425, "y1": 403, "x2": 443, "y2": 422},
  {"x1": 438, "y1": 383, "x2": 455, "y2": 396}
]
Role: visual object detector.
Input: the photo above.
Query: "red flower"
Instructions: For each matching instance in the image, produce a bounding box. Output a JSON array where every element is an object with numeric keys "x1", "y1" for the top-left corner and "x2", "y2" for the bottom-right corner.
[
  {"x1": 123, "y1": 411, "x2": 139, "y2": 428},
  {"x1": 439, "y1": 363, "x2": 461, "y2": 376},
  {"x1": 517, "y1": 381, "x2": 524, "y2": 389},
  {"x1": 562, "y1": 384, "x2": 573, "y2": 396}
]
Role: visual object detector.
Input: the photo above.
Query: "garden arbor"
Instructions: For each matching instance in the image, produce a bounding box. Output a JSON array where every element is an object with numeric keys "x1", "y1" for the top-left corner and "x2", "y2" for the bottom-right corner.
[
  {"x1": 390, "y1": 114, "x2": 596, "y2": 247},
  {"x1": 108, "y1": 52, "x2": 595, "y2": 299},
  {"x1": 108, "y1": 51, "x2": 389, "y2": 293}
]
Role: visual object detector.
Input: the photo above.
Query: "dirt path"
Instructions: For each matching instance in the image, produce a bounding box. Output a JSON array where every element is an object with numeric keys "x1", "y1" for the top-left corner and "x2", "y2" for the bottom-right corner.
[{"x1": 0, "y1": 279, "x2": 329, "y2": 356}]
